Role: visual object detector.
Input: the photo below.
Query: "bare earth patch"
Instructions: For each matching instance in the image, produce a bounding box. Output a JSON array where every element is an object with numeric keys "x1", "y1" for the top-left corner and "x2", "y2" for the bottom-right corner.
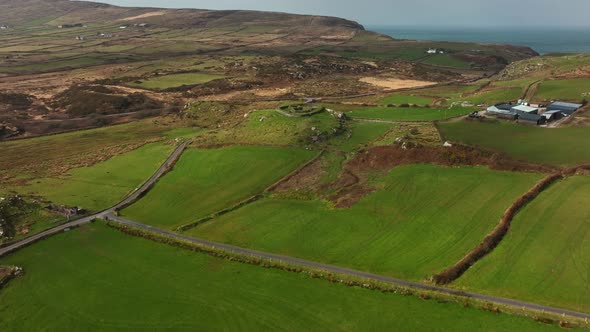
[
  {"x1": 359, "y1": 77, "x2": 436, "y2": 90},
  {"x1": 120, "y1": 11, "x2": 168, "y2": 21}
]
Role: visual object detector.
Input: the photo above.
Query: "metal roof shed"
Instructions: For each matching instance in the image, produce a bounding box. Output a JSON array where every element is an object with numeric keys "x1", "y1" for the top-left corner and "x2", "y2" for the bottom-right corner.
[
  {"x1": 511, "y1": 105, "x2": 539, "y2": 114},
  {"x1": 547, "y1": 102, "x2": 583, "y2": 115}
]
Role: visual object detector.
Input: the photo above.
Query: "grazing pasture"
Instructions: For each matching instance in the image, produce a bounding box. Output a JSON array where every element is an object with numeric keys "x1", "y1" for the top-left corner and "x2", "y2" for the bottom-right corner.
[
  {"x1": 121, "y1": 145, "x2": 315, "y2": 229},
  {"x1": 533, "y1": 78, "x2": 590, "y2": 103},
  {"x1": 347, "y1": 106, "x2": 472, "y2": 121},
  {"x1": 456, "y1": 176, "x2": 590, "y2": 313},
  {"x1": 189, "y1": 164, "x2": 540, "y2": 280},
  {"x1": 17, "y1": 143, "x2": 174, "y2": 211},
  {"x1": 0, "y1": 223, "x2": 561, "y2": 331},
  {"x1": 439, "y1": 120, "x2": 590, "y2": 166},
  {"x1": 128, "y1": 72, "x2": 225, "y2": 90},
  {"x1": 378, "y1": 94, "x2": 434, "y2": 106}
]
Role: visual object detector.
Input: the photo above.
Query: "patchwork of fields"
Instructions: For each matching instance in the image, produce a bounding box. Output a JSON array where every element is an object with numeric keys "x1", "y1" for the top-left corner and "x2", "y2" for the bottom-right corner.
[
  {"x1": 0, "y1": 222, "x2": 565, "y2": 331},
  {"x1": 188, "y1": 164, "x2": 541, "y2": 280}
]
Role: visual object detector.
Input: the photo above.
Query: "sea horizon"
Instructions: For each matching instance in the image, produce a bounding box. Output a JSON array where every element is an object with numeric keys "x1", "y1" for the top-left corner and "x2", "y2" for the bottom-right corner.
[{"x1": 369, "y1": 25, "x2": 590, "y2": 55}]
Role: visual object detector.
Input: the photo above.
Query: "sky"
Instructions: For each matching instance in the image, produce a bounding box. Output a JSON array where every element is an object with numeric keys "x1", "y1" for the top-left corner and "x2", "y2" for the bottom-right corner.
[{"x1": 95, "y1": 0, "x2": 590, "y2": 27}]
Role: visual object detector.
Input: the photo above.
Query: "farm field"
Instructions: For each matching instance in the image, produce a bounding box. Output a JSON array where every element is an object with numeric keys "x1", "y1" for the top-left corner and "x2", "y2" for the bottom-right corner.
[
  {"x1": 193, "y1": 110, "x2": 342, "y2": 146},
  {"x1": 188, "y1": 164, "x2": 541, "y2": 280},
  {"x1": 456, "y1": 176, "x2": 590, "y2": 313},
  {"x1": 378, "y1": 94, "x2": 434, "y2": 106},
  {"x1": 121, "y1": 145, "x2": 315, "y2": 229},
  {"x1": 14, "y1": 143, "x2": 174, "y2": 211},
  {"x1": 0, "y1": 119, "x2": 195, "y2": 181},
  {"x1": 347, "y1": 106, "x2": 472, "y2": 121},
  {"x1": 128, "y1": 72, "x2": 225, "y2": 90},
  {"x1": 439, "y1": 120, "x2": 590, "y2": 166},
  {"x1": 0, "y1": 222, "x2": 564, "y2": 332},
  {"x1": 533, "y1": 78, "x2": 590, "y2": 103},
  {"x1": 335, "y1": 121, "x2": 395, "y2": 151},
  {"x1": 454, "y1": 87, "x2": 523, "y2": 105}
]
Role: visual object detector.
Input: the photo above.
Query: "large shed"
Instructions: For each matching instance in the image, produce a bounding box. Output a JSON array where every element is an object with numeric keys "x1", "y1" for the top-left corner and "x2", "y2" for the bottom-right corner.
[
  {"x1": 547, "y1": 102, "x2": 583, "y2": 115},
  {"x1": 516, "y1": 111, "x2": 546, "y2": 126},
  {"x1": 511, "y1": 105, "x2": 539, "y2": 114}
]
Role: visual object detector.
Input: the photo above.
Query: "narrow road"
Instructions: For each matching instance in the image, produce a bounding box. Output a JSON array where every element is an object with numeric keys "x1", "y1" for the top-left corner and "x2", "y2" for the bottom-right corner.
[
  {"x1": 2, "y1": 139, "x2": 590, "y2": 322},
  {"x1": 105, "y1": 214, "x2": 590, "y2": 321},
  {"x1": 0, "y1": 141, "x2": 189, "y2": 257}
]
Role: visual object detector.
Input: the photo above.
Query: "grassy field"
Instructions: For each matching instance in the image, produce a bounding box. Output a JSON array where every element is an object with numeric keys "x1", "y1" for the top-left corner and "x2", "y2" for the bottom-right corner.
[
  {"x1": 0, "y1": 119, "x2": 196, "y2": 181},
  {"x1": 189, "y1": 164, "x2": 540, "y2": 280},
  {"x1": 193, "y1": 109, "x2": 342, "y2": 146},
  {"x1": 15, "y1": 143, "x2": 174, "y2": 211},
  {"x1": 454, "y1": 87, "x2": 523, "y2": 105},
  {"x1": 378, "y1": 94, "x2": 434, "y2": 106},
  {"x1": 439, "y1": 120, "x2": 590, "y2": 166},
  {"x1": 335, "y1": 121, "x2": 395, "y2": 151},
  {"x1": 347, "y1": 106, "x2": 472, "y2": 121},
  {"x1": 122, "y1": 145, "x2": 315, "y2": 229},
  {"x1": 456, "y1": 176, "x2": 590, "y2": 313},
  {"x1": 0, "y1": 222, "x2": 564, "y2": 331},
  {"x1": 534, "y1": 78, "x2": 590, "y2": 103},
  {"x1": 128, "y1": 72, "x2": 225, "y2": 90}
]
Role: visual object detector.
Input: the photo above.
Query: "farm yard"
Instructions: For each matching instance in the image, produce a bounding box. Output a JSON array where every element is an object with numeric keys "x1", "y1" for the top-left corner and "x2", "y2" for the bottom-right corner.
[{"x1": 0, "y1": 222, "x2": 565, "y2": 332}]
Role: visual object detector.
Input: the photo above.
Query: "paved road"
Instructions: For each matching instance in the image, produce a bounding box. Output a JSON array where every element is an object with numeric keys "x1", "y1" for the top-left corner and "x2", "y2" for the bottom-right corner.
[
  {"x1": 3, "y1": 138, "x2": 590, "y2": 321},
  {"x1": 105, "y1": 214, "x2": 590, "y2": 321},
  {"x1": 0, "y1": 141, "x2": 188, "y2": 257}
]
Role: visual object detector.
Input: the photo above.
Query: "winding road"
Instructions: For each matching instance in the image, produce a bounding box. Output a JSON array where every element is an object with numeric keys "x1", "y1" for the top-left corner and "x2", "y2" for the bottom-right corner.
[{"x1": 1, "y1": 138, "x2": 590, "y2": 322}]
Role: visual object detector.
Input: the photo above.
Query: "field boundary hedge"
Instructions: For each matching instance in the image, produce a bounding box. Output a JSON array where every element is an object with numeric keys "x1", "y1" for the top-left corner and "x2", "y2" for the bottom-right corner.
[
  {"x1": 105, "y1": 220, "x2": 589, "y2": 329},
  {"x1": 432, "y1": 164, "x2": 590, "y2": 285},
  {"x1": 176, "y1": 150, "x2": 325, "y2": 232}
]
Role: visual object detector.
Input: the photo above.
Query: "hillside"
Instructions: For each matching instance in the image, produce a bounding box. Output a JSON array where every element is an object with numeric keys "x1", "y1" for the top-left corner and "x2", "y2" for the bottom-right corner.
[{"x1": 0, "y1": 0, "x2": 538, "y2": 139}]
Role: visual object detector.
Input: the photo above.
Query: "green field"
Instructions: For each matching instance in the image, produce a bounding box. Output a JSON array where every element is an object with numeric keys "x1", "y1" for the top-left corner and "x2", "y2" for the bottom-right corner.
[
  {"x1": 457, "y1": 176, "x2": 590, "y2": 313},
  {"x1": 0, "y1": 119, "x2": 194, "y2": 181},
  {"x1": 122, "y1": 145, "x2": 315, "y2": 229},
  {"x1": 129, "y1": 72, "x2": 225, "y2": 90},
  {"x1": 189, "y1": 164, "x2": 540, "y2": 280},
  {"x1": 439, "y1": 120, "x2": 590, "y2": 166},
  {"x1": 335, "y1": 121, "x2": 394, "y2": 151},
  {"x1": 16, "y1": 143, "x2": 173, "y2": 211},
  {"x1": 0, "y1": 222, "x2": 564, "y2": 331},
  {"x1": 454, "y1": 87, "x2": 523, "y2": 105},
  {"x1": 378, "y1": 94, "x2": 434, "y2": 106},
  {"x1": 422, "y1": 54, "x2": 471, "y2": 69},
  {"x1": 347, "y1": 106, "x2": 472, "y2": 121},
  {"x1": 534, "y1": 78, "x2": 590, "y2": 102}
]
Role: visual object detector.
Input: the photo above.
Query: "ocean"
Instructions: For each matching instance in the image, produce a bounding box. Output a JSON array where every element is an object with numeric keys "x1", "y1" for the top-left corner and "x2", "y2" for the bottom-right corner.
[{"x1": 369, "y1": 26, "x2": 590, "y2": 55}]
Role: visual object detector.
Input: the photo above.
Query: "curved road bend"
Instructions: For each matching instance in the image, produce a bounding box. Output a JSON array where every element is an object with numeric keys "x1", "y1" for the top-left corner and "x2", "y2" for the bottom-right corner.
[
  {"x1": 2, "y1": 139, "x2": 590, "y2": 322},
  {"x1": 106, "y1": 213, "x2": 590, "y2": 321},
  {"x1": 0, "y1": 141, "x2": 189, "y2": 257}
]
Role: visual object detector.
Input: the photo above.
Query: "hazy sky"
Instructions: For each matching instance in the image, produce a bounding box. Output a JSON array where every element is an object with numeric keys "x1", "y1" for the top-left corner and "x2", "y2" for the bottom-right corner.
[{"x1": 95, "y1": 0, "x2": 590, "y2": 27}]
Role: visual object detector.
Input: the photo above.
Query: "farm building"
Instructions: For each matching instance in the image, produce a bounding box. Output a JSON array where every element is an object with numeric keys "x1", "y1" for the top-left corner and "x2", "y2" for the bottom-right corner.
[
  {"x1": 541, "y1": 110, "x2": 563, "y2": 121},
  {"x1": 516, "y1": 111, "x2": 546, "y2": 126},
  {"x1": 546, "y1": 101, "x2": 583, "y2": 115},
  {"x1": 486, "y1": 103, "x2": 513, "y2": 113},
  {"x1": 511, "y1": 105, "x2": 539, "y2": 114}
]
